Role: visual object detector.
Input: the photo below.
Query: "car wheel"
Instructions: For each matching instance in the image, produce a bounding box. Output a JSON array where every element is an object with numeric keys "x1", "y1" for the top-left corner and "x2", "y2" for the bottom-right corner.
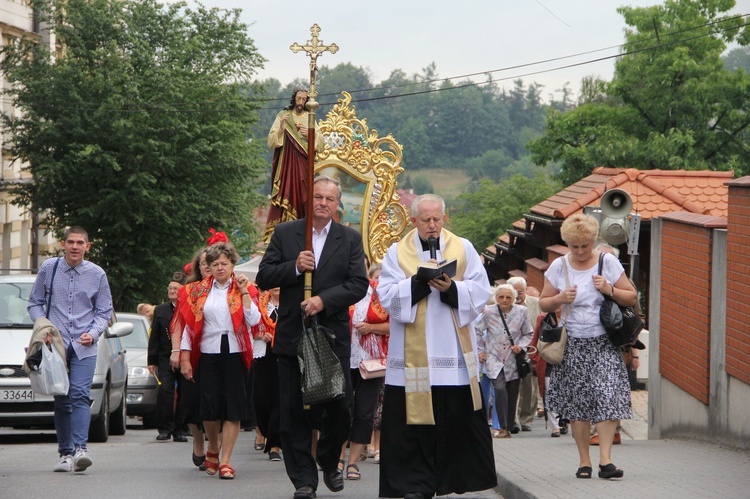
[
  {"x1": 109, "y1": 381, "x2": 127, "y2": 436},
  {"x1": 89, "y1": 383, "x2": 110, "y2": 443}
]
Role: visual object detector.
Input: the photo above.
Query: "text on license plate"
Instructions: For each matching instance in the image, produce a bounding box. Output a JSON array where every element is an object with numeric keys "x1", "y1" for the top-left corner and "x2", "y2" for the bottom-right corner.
[{"x1": 1, "y1": 389, "x2": 34, "y2": 402}]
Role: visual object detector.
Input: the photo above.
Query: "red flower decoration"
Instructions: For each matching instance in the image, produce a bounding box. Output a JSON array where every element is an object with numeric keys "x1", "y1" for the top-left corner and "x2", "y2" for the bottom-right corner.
[
  {"x1": 207, "y1": 228, "x2": 229, "y2": 246},
  {"x1": 183, "y1": 262, "x2": 193, "y2": 276}
]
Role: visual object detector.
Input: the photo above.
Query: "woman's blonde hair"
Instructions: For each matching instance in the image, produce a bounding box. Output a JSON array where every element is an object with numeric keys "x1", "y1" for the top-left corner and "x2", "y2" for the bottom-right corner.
[
  {"x1": 492, "y1": 284, "x2": 517, "y2": 304},
  {"x1": 560, "y1": 214, "x2": 599, "y2": 245}
]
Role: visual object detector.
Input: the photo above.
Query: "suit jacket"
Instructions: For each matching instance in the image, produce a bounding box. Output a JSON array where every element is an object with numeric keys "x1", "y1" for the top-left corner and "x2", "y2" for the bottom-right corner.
[
  {"x1": 256, "y1": 218, "x2": 368, "y2": 357},
  {"x1": 147, "y1": 301, "x2": 176, "y2": 366}
]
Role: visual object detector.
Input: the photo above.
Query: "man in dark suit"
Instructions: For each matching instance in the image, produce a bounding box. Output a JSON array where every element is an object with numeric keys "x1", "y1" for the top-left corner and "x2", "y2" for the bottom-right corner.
[
  {"x1": 256, "y1": 175, "x2": 368, "y2": 499},
  {"x1": 147, "y1": 277, "x2": 188, "y2": 442}
]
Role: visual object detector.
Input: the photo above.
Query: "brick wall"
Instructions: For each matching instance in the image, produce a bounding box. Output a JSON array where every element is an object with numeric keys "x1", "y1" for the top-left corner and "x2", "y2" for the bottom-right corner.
[
  {"x1": 524, "y1": 257, "x2": 549, "y2": 292},
  {"x1": 658, "y1": 214, "x2": 721, "y2": 405},
  {"x1": 725, "y1": 178, "x2": 750, "y2": 385}
]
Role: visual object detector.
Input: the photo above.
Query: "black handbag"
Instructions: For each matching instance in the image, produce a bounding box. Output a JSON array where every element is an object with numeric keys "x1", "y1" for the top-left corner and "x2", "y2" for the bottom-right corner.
[
  {"x1": 498, "y1": 306, "x2": 532, "y2": 379},
  {"x1": 598, "y1": 253, "x2": 644, "y2": 348},
  {"x1": 539, "y1": 312, "x2": 563, "y2": 343},
  {"x1": 297, "y1": 313, "x2": 345, "y2": 405}
]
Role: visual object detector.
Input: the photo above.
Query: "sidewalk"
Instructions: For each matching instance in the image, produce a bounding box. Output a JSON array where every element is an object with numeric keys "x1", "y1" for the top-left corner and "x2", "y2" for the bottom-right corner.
[{"x1": 491, "y1": 390, "x2": 750, "y2": 498}]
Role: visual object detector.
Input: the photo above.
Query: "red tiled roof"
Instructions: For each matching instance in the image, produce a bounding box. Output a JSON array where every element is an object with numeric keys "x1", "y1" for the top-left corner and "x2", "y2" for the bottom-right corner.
[
  {"x1": 396, "y1": 188, "x2": 418, "y2": 213},
  {"x1": 530, "y1": 167, "x2": 733, "y2": 220}
]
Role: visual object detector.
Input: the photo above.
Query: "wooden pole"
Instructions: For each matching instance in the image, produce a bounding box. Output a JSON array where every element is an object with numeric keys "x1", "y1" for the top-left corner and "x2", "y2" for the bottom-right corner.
[{"x1": 290, "y1": 24, "x2": 338, "y2": 299}]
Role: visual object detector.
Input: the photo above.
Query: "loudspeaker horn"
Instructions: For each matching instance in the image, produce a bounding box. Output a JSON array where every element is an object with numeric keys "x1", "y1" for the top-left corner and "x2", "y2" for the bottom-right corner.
[{"x1": 600, "y1": 189, "x2": 632, "y2": 219}]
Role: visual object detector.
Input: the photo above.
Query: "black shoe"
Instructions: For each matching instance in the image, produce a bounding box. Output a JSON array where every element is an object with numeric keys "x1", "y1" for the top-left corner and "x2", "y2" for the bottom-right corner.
[
  {"x1": 173, "y1": 433, "x2": 188, "y2": 443},
  {"x1": 322, "y1": 468, "x2": 344, "y2": 492},
  {"x1": 315, "y1": 456, "x2": 344, "y2": 492},
  {"x1": 404, "y1": 494, "x2": 425, "y2": 499},
  {"x1": 510, "y1": 423, "x2": 521, "y2": 434},
  {"x1": 268, "y1": 450, "x2": 282, "y2": 462},
  {"x1": 293, "y1": 485, "x2": 317, "y2": 499},
  {"x1": 192, "y1": 452, "x2": 205, "y2": 469},
  {"x1": 598, "y1": 463, "x2": 624, "y2": 479},
  {"x1": 156, "y1": 432, "x2": 171, "y2": 441},
  {"x1": 521, "y1": 424, "x2": 532, "y2": 432}
]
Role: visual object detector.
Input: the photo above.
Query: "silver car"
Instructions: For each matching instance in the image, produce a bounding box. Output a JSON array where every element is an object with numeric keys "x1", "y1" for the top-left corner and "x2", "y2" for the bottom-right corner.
[
  {"x1": 117, "y1": 312, "x2": 158, "y2": 428},
  {"x1": 0, "y1": 274, "x2": 132, "y2": 442}
]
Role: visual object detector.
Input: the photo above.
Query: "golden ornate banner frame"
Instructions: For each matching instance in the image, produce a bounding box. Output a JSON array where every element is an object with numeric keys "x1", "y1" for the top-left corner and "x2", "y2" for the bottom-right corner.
[{"x1": 316, "y1": 92, "x2": 408, "y2": 263}]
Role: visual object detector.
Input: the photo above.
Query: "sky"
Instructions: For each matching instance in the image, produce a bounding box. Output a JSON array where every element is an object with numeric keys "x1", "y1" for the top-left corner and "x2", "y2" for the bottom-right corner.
[{"x1": 177, "y1": 0, "x2": 748, "y2": 100}]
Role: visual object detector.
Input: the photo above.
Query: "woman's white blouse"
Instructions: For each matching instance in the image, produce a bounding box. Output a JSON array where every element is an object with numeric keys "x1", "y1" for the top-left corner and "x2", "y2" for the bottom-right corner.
[
  {"x1": 180, "y1": 278, "x2": 261, "y2": 353},
  {"x1": 544, "y1": 253, "x2": 626, "y2": 339}
]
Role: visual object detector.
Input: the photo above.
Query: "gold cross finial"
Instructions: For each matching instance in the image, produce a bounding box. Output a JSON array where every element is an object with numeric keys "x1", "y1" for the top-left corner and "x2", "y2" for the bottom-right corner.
[{"x1": 290, "y1": 24, "x2": 338, "y2": 99}]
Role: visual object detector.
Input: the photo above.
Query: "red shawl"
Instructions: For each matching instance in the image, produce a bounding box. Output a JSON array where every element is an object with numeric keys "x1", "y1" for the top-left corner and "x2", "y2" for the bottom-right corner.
[
  {"x1": 170, "y1": 274, "x2": 253, "y2": 369},
  {"x1": 358, "y1": 280, "x2": 389, "y2": 361},
  {"x1": 258, "y1": 291, "x2": 278, "y2": 347}
]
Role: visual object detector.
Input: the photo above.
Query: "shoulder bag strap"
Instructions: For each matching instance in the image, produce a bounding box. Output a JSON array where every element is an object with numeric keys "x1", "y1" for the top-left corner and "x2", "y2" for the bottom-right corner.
[
  {"x1": 496, "y1": 305, "x2": 516, "y2": 347},
  {"x1": 46, "y1": 257, "x2": 61, "y2": 319},
  {"x1": 560, "y1": 256, "x2": 571, "y2": 325},
  {"x1": 597, "y1": 252, "x2": 609, "y2": 298}
]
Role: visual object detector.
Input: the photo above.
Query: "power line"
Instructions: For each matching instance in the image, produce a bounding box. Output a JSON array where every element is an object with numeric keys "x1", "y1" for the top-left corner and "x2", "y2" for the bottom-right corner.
[
  {"x1": 534, "y1": 0, "x2": 572, "y2": 29},
  {"x1": 268, "y1": 13, "x2": 749, "y2": 104},
  {"x1": 341, "y1": 18, "x2": 750, "y2": 107},
  {"x1": 3, "y1": 15, "x2": 747, "y2": 114}
]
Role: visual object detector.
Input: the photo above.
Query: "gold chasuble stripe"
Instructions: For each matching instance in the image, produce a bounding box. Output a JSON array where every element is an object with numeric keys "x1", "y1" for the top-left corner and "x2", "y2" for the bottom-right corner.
[{"x1": 396, "y1": 228, "x2": 481, "y2": 425}]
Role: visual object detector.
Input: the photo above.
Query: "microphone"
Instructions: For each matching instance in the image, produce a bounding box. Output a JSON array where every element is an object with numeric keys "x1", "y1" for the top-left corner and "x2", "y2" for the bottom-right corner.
[{"x1": 427, "y1": 236, "x2": 438, "y2": 260}]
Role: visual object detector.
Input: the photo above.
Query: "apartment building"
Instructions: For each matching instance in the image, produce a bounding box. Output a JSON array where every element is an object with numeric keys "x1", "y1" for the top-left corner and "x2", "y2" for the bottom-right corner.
[{"x1": 1, "y1": 0, "x2": 55, "y2": 272}]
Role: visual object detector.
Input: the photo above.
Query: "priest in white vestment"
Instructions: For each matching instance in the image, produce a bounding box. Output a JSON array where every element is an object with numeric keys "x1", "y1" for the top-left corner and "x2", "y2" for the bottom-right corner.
[{"x1": 377, "y1": 194, "x2": 497, "y2": 499}]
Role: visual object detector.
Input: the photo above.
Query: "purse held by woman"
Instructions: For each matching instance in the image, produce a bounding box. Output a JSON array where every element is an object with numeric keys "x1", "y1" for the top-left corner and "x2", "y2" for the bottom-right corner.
[
  {"x1": 537, "y1": 313, "x2": 567, "y2": 365},
  {"x1": 537, "y1": 256, "x2": 571, "y2": 365},
  {"x1": 359, "y1": 358, "x2": 386, "y2": 379},
  {"x1": 597, "y1": 253, "x2": 644, "y2": 348}
]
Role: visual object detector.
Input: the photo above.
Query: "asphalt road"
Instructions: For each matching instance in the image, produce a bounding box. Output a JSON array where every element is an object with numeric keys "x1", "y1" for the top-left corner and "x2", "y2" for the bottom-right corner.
[{"x1": 0, "y1": 418, "x2": 502, "y2": 498}]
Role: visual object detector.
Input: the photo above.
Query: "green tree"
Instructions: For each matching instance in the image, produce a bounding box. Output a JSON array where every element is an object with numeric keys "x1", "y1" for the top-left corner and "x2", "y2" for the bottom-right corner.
[
  {"x1": 411, "y1": 175, "x2": 434, "y2": 194},
  {"x1": 528, "y1": 0, "x2": 750, "y2": 185},
  {"x1": 365, "y1": 67, "x2": 438, "y2": 168},
  {"x1": 1, "y1": 0, "x2": 267, "y2": 308},
  {"x1": 723, "y1": 46, "x2": 750, "y2": 72},
  {"x1": 465, "y1": 149, "x2": 512, "y2": 181},
  {"x1": 448, "y1": 174, "x2": 562, "y2": 252},
  {"x1": 317, "y1": 62, "x2": 374, "y2": 114},
  {"x1": 398, "y1": 118, "x2": 431, "y2": 170}
]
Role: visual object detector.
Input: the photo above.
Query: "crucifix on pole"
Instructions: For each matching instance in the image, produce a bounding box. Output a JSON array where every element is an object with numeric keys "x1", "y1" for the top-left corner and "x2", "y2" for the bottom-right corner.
[{"x1": 290, "y1": 23, "x2": 338, "y2": 300}]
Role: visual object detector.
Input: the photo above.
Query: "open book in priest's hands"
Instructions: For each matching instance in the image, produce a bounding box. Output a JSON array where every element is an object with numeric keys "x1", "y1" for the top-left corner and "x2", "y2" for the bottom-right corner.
[{"x1": 415, "y1": 259, "x2": 458, "y2": 282}]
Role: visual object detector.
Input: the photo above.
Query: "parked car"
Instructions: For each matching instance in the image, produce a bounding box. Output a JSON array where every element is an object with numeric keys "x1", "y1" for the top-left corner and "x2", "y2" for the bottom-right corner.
[
  {"x1": 0, "y1": 274, "x2": 132, "y2": 442},
  {"x1": 117, "y1": 312, "x2": 158, "y2": 428}
]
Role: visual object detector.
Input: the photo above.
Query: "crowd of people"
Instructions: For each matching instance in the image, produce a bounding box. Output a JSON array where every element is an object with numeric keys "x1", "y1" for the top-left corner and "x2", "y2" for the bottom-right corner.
[
  {"x1": 28, "y1": 87, "x2": 637, "y2": 496},
  {"x1": 32, "y1": 200, "x2": 639, "y2": 498}
]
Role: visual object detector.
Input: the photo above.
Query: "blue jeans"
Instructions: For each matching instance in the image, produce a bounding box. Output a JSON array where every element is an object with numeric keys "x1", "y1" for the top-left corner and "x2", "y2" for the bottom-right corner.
[
  {"x1": 480, "y1": 373, "x2": 501, "y2": 430},
  {"x1": 54, "y1": 343, "x2": 96, "y2": 456}
]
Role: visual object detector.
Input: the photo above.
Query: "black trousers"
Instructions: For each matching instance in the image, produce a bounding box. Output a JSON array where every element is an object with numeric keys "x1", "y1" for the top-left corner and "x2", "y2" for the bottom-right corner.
[
  {"x1": 349, "y1": 368, "x2": 382, "y2": 444},
  {"x1": 492, "y1": 373, "x2": 521, "y2": 431},
  {"x1": 155, "y1": 359, "x2": 187, "y2": 435},
  {"x1": 379, "y1": 384, "x2": 497, "y2": 498},
  {"x1": 277, "y1": 354, "x2": 352, "y2": 491},
  {"x1": 253, "y1": 351, "x2": 281, "y2": 451}
]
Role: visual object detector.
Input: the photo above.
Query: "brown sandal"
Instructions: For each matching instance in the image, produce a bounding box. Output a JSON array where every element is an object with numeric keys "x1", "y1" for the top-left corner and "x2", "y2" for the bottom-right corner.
[{"x1": 494, "y1": 429, "x2": 511, "y2": 438}]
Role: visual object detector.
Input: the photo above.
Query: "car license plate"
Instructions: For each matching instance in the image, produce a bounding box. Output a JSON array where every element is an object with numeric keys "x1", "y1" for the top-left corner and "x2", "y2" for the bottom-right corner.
[{"x1": 1, "y1": 389, "x2": 34, "y2": 402}]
